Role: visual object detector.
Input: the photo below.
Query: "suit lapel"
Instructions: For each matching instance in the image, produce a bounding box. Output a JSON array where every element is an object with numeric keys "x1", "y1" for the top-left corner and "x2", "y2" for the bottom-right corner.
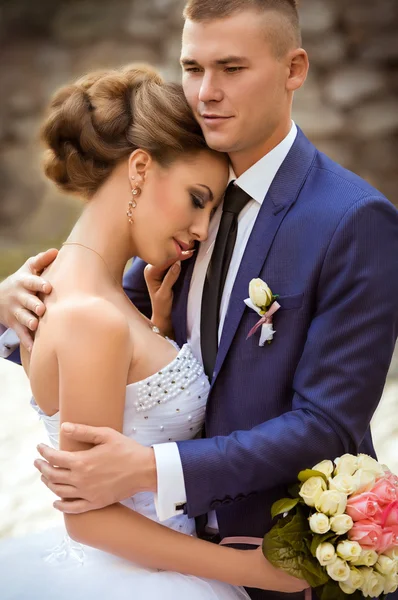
[{"x1": 211, "y1": 128, "x2": 316, "y2": 385}]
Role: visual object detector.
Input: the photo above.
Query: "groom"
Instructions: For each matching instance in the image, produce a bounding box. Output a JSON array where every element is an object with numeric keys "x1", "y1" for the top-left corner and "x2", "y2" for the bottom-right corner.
[{"x1": 1, "y1": 1, "x2": 398, "y2": 598}]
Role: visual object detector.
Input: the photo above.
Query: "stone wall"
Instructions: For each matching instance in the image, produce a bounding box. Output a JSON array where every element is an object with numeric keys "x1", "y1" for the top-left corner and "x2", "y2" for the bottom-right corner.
[{"x1": 0, "y1": 0, "x2": 397, "y2": 276}]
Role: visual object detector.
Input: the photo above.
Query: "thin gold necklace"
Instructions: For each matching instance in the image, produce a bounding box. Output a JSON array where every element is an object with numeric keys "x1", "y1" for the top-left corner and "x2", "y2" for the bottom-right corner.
[
  {"x1": 62, "y1": 242, "x2": 122, "y2": 288},
  {"x1": 61, "y1": 241, "x2": 162, "y2": 335}
]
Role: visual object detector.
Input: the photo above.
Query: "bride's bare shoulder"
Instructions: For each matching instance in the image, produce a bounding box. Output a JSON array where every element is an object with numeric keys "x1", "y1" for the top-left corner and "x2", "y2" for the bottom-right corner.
[{"x1": 47, "y1": 294, "x2": 131, "y2": 344}]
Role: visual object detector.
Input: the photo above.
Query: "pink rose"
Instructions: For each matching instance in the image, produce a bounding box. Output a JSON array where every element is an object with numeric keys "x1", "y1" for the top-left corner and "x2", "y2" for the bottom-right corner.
[
  {"x1": 383, "y1": 501, "x2": 398, "y2": 530},
  {"x1": 370, "y1": 476, "x2": 397, "y2": 506},
  {"x1": 348, "y1": 519, "x2": 383, "y2": 551},
  {"x1": 376, "y1": 528, "x2": 396, "y2": 554},
  {"x1": 384, "y1": 470, "x2": 398, "y2": 488},
  {"x1": 346, "y1": 492, "x2": 382, "y2": 521}
]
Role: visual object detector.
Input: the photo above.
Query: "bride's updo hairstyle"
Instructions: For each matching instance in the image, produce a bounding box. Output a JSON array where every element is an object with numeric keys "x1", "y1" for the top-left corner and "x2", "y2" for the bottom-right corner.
[{"x1": 41, "y1": 65, "x2": 208, "y2": 199}]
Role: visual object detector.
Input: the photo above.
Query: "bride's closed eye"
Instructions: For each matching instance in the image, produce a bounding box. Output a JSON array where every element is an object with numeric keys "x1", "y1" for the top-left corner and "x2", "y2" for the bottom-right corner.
[{"x1": 190, "y1": 192, "x2": 205, "y2": 209}]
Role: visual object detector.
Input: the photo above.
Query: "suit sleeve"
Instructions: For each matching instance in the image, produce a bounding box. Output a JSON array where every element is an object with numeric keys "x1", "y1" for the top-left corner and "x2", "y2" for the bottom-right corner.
[
  {"x1": 177, "y1": 196, "x2": 398, "y2": 518},
  {"x1": 0, "y1": 327, "x2": 21, "y2": 364}
]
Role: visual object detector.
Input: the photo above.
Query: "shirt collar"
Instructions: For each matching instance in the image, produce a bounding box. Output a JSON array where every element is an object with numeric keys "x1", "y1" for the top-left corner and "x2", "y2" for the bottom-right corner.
[{"x1": 228, "y1": 121, "x2": 297, "y2": 204}]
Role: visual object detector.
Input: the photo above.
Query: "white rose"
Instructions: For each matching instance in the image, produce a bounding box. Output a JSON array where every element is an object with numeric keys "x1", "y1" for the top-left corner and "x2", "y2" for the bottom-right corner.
[
  {"x1": 360, "y1": 567, "x2": 385, "y2": 598},
  {"x1": 351, "y1": 550, "x2": 379, "y2": 567},
  {"x1": 315, "y1": 490, "x2": 347, "y2": 516},
  {"x1": 339, "y1": 567, "x2": 365, "y2": 593},
  {"x1": 334, "y1": 454, "x2": 358, "y2": 476},
  {"x1": 352, "y1": 469, "x2": 376, "y2": 494},
  {"x1": 376, "y1": 555, "x2": 398, "y2": 577},
  {"x1": 384, "y1": 574, "x2": 398, "y2": 595},
  {"x1": 309, "y1": 512, "x2": 330, "y2": 534},
  {"x1": 249, "y1": 278, "x2": 273, "y2": 309},
  {"x1": 329, "y1": 474, "x2": 358, "y2": 496},
  {"x1": 357, "y1": 454, "x2": 384, "y2": 477},
  {"x1": 347, "y1": 566, "x2": 365, "y2": 590},
  {"x1": 312, "y1": 460, "x2": 334, "y2": 478},
  {"x1": 299, "y1": 476, "x2": 327, "y2": 507},
  {"x1": 339, "y1": 581, "x2": 357, "y2": 594},
  {"x1": 330, "y1": 514, "x2": 354, "y2": 535},
  {"x1": 336, "y1": 540, "x2": 362, "y2": 562},
  {"x1": 326, "y1": 557, "x2": 351, "y2": 582},
  {"x1": 316, "y1": 542, "x2": 336, "y2": 566},
  {"x1": 384, "y1": 548, "x2": 398, "y2": 561}
]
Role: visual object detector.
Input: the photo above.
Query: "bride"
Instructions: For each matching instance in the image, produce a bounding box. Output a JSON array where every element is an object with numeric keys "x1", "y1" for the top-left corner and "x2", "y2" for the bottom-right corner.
[{"x1": 0, "y1": 64, "x2": 307, "y2": 599}]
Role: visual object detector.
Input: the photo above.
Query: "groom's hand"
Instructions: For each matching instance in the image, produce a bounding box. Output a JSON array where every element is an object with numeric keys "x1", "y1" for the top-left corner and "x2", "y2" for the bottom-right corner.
[
  {"x1": 0, "y1": 248, "x2": 57, "y2": 350},
  {"x1": 34, "y1": 423, "x2": 157, "y2": 514}
]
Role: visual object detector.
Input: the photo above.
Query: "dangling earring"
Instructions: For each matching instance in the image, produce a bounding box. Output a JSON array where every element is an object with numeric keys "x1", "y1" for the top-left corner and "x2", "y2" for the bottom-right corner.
[{"x1": 127, "y1": 178, "x2": 141, "y2": 224}]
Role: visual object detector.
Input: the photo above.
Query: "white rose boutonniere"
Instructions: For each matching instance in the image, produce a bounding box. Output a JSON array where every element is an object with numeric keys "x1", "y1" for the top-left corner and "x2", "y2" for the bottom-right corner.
[{"x1": 244, "y1": 278, "x2": 280, "y2": 346}]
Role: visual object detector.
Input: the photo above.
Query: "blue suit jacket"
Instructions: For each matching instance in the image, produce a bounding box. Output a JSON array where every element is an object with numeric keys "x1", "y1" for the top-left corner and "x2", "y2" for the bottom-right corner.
[{"x1": 123, "y1": 128, "x2": 398, "y2": 599}]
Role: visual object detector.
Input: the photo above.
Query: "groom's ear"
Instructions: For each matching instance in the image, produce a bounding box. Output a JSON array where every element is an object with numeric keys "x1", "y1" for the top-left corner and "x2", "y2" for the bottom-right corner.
[
  {"x1": 128, "y1": 149, "x2": 153, "y2": 182},
  {"x1": 286, "y1": 48, "x2": 309, "y2": 93}
]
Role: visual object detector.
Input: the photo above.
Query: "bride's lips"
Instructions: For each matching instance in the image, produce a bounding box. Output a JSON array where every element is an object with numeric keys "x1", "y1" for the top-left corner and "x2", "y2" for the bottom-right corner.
[{"x1": 173, "y1": 238, "x2": 194, "y2": 258}]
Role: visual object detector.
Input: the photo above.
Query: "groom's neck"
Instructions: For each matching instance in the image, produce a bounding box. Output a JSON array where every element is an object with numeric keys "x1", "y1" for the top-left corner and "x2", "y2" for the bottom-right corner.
[{"x1": 229, "y1": 119, "x2": 292, "y2": 177}]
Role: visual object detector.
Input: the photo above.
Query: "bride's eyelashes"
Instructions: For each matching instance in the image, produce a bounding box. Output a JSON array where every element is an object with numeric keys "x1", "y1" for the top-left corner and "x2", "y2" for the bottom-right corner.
[{"x1": 190, "y1": 192, "x2": 205, "y2": 209}]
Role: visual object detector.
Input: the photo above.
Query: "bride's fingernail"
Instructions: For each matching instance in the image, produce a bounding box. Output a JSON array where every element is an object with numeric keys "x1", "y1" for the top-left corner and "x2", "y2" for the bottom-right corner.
[{"x1": 172, "y1": 261, "x2": 181, "y2": 271}]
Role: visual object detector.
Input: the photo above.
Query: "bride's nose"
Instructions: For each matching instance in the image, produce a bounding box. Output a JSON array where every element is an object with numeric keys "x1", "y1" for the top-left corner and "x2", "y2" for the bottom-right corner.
[{"x1": 189, "y1": 214, "x2": 210, "y2": 243}]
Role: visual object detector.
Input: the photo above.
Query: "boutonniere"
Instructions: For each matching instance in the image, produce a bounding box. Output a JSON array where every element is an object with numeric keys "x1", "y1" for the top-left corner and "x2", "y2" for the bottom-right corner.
[{"x1": 244, "y1": 278, "x2": 281, "y2": 346}]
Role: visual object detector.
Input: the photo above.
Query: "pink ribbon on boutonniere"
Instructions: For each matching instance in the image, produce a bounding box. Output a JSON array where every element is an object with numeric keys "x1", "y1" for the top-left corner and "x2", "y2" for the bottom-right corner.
[{"x1": 246, "y1": 300, "x2": 281, "y2": 340}]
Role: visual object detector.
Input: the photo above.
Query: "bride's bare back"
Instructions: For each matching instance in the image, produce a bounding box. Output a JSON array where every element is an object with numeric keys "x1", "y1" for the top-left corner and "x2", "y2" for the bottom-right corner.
[{"x1": 21, "y1": 250, "x2": 178, "y2": 418}]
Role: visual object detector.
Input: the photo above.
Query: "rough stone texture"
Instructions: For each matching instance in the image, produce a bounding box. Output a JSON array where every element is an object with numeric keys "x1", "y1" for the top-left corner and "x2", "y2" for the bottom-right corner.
[{"x1": 0, "y1": 0, "x2": 397, "y2": 271}]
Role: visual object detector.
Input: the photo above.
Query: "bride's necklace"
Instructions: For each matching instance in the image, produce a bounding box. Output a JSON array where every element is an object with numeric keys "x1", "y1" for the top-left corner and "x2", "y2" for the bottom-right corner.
[{"x1": 61, "y1": 242, "x2": 162, "y2": 336}]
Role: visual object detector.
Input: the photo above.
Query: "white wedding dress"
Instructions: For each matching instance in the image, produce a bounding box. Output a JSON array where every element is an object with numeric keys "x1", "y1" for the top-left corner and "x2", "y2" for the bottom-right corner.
[{"x1": 0, "y1": 342, "x2": 250, "y2": 600}]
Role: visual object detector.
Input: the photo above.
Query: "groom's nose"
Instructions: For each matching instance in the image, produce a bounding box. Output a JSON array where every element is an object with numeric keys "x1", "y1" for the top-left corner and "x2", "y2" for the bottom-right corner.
[{"x1": 198, "y1": 72, "x2": 223, "y2": 104}]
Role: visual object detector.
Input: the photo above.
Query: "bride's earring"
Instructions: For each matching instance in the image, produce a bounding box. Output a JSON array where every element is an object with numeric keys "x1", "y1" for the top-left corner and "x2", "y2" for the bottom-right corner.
[{"x1": 127, "y1": 176, "x2": 142, "y2": 224}]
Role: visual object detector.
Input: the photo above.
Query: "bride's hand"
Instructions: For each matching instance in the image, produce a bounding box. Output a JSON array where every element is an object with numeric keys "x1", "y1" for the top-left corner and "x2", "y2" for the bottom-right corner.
[
  {"x1": 144, "y1": 259, "x2": 183, "y2": 337},
  {"x1": 249, "y1": 547, "x2": 309, "y2": 594}
]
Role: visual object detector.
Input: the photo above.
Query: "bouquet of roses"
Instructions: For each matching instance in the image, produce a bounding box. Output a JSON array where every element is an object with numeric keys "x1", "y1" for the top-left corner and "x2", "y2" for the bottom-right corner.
[{"x1": 263, "y1": 454, "x2": 398, "y2": 599}]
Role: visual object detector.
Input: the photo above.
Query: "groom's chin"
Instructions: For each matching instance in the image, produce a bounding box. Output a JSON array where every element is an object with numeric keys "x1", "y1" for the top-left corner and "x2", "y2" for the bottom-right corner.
[{"x1": 203, "y1": 134, "x2": 234, "y2": 154}]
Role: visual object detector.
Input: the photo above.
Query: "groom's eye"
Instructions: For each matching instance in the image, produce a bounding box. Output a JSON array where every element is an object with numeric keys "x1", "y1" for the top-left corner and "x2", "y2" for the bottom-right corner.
[{"x1": 225, "y1": 67, "x2": 244, "y2": 73}]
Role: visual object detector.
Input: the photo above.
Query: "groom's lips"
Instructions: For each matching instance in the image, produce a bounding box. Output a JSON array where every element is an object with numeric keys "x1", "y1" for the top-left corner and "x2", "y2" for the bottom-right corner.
[{"x1": 201, "y1": 113, "x2": 233, "y2": 126}]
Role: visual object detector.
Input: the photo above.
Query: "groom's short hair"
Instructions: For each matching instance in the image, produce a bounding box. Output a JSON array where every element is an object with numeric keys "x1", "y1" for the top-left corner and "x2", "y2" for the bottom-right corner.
[{"x1": 183, "y1": 0, "x2": 301, "y2": 58}]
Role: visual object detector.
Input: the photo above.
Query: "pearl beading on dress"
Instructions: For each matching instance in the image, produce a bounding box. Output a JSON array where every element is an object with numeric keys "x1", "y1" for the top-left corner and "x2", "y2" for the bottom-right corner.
[{"x1": 134, "y1": 344, "x2": 206, "y2": 412}]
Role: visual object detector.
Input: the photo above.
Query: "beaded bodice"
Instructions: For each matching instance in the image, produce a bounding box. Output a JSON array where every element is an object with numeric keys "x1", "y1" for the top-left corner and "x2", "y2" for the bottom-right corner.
[{"x1": 31, "y1": 342, "x2": 209, "y2": 448}]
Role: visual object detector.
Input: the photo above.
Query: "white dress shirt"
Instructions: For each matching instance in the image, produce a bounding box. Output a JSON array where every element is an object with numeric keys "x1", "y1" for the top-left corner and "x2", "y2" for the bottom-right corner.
[{"x1": 153, "y1": 122, "x2": 298, "y2": 522}]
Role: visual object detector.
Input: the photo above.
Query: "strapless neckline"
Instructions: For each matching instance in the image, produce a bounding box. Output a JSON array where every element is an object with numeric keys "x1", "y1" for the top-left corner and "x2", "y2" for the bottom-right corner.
[{"x1": 31, "y1": 340, "x2": 189, "y2": 420}]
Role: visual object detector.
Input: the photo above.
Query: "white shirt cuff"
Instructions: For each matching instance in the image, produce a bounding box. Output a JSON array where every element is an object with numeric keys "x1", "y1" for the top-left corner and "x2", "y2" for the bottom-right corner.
[
  {"x1": 0, "y1": 328, "x2": 20, "y2": 358},
  {"x1": 152, "y1": 442, "x2": 187, "y2": 522}
]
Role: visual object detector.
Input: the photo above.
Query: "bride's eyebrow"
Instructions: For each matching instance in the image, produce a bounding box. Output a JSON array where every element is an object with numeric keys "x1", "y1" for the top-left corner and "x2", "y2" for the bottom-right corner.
[{"x1": 195, "y1": 184, "x2": 214, "y2": 202}]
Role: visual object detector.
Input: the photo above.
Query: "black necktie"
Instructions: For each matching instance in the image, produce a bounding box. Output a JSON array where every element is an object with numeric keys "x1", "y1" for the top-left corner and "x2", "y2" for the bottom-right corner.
[{"x1": 200, "y1": 182, "x2": 251, "y2": 380}]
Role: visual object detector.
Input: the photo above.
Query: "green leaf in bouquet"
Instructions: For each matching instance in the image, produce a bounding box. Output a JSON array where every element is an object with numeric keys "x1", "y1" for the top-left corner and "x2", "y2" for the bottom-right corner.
[
  {"x1": 271, "y1": 498, "x2": 300, "y2": 519},
  {"x1": 298, "y1": 469, "x2": 328, "y2": 485},
  {"x1": 263, "y1": 509, "x2": 329, "y2": 588},
  {"x1": 287, "y1": 483, "x2": 301, "y2": 498},
  {"x1": 309, "y1": 532, "x2": 337, "y2": 558}
]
